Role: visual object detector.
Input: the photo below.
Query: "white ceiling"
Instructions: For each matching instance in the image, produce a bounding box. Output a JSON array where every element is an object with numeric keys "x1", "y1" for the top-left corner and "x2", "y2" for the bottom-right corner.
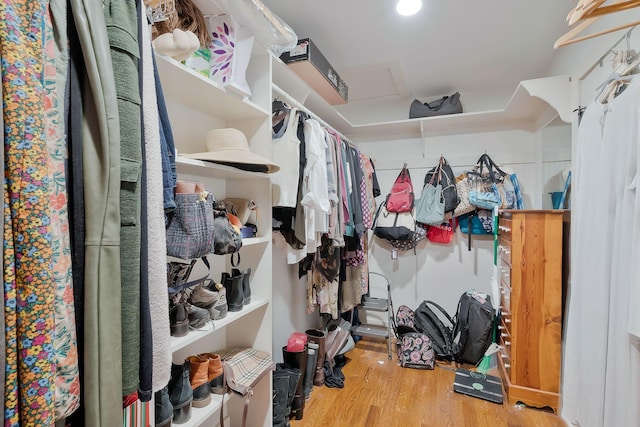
[{"x1": 261, "y1": 0, "x2": 573, "y2": 104}]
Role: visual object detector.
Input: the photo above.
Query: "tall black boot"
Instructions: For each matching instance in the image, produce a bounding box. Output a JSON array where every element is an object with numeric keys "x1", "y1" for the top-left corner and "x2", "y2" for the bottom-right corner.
[
  {"x1": 282, "y1": 345, "x2": 307, "y2": 420},
  {"x1": 221, "y1": 271, "x2": 243, "y2": 312},
  {"x1": 273, "y1": 364, "x2": 300, "y2": 427}
]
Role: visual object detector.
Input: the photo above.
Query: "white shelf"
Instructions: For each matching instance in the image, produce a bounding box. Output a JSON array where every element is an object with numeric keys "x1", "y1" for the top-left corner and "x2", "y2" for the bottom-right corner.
[
  {"x1": 170, "y1": 299, "x2": 270, "y2": 353},
  {"x1": 156, "y1": 54, "x2": 270, "y2": 120},
  {"x1": 241, "y1": 236, "x2": 270, "y2": 246},
  {"x1": 176, "y1": 156, "x2": 271, "y2": 180},
  {"x1": 272, "y1": 53, "x2": 571, "y2": 142},
  {"x1": 181, "y1": 394, "x2": 229, "y2": 427}
]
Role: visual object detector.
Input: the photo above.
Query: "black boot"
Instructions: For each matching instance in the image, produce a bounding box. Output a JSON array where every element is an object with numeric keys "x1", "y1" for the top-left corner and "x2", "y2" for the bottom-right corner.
[
  {"x1": 282, "y1": 345, "x2": 307, "y2": 420},
  {"x1": 303, "y1": 343, "x2": 318, "y2": 400},
  {"x1": 154, "y1": 386, "x2": 173, "y2": 427},
  {"x1": 273, "y1": 364, "x2": 300, "y2": 427},
  {"x1": 168, "y1": 362, "x2": 193, "y2": 424},
  {"x1": 221, "y1": 271, "x2": 243, "y2": 312}
]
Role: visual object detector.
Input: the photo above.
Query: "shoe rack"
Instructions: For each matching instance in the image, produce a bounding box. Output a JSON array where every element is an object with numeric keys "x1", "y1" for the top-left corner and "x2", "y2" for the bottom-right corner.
[{"x1": 155, "y1": 29, "x2": 274, "y2": 426}]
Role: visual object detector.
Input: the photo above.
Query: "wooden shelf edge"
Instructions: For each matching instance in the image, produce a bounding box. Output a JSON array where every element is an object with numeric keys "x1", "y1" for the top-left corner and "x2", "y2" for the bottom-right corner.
[{"x1": 170, "y1": 299, "x2": 270, "y2": 353}]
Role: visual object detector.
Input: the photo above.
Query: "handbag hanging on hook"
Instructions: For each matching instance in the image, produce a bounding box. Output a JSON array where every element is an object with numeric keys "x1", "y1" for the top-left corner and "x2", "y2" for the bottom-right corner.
[{"x1": 386, "y1": 164, "x2": 414, "y2": 213}]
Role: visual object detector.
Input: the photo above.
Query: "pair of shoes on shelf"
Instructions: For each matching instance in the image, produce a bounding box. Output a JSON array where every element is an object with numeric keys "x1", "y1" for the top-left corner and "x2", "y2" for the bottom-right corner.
[
  {"x1": 220, "y1": 268, "x2": 251, "y2": 312},
  {"x1": 169, "y1": 291, "x2": 210, "y2": 336},
  {"x1": 168, "y1": 261, "x2": 210, "y2": 336},
  {"x1": 189, "y1": 279, "x2": 228, "y2": 321},
  {"x1": 186, "y1": 353, "x2": 226, "y2": 408}
]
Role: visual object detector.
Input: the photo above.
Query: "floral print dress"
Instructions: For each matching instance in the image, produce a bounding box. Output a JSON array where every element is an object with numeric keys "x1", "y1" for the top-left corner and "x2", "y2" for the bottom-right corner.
[
  {"x1": 2, "y1": 0, "x2": 57, "y2": 425},
  {"x1": 43, "y1": 3, "x2": 81, "y2": 420}
]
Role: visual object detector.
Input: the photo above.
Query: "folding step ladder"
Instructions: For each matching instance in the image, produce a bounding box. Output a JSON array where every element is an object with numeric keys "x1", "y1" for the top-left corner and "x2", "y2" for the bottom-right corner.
[{"x1": 351, "y1": 272, "x2": 394, "y2": 360}]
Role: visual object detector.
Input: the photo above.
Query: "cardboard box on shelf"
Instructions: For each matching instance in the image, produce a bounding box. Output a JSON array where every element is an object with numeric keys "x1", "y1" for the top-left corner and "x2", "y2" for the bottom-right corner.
[{"x1": 280, "y1": 38, "x2": 349, "y2": 105}]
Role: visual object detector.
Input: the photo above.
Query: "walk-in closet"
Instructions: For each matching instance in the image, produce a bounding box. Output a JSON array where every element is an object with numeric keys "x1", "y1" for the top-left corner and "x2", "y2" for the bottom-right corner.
[{"x1": 1, "y1": 1, "x2": 639, "y2": 427}]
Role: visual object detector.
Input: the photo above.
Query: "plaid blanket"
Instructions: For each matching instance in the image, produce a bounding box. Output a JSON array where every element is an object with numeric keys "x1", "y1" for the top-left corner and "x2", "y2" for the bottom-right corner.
[{"x1": 216, "y1": 347, "x2": 274, "y2": 396}]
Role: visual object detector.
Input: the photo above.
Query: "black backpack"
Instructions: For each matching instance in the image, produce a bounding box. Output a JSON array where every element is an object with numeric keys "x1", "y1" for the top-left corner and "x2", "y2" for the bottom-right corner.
[
  {"x1": 451, "y1": 292, "x2": 495, "y2": 364},
  {"x1": 413, "y1": 300, "x2": 455, "y2": 360}
]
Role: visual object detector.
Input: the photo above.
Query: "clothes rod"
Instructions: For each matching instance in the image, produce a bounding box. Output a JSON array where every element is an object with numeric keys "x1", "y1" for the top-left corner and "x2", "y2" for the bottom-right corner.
[
  {"x1": 271, "y1": 84, "x2": 353, "y2": 144},
  {"x1": 580, "y1": 27, "x2": 636, "y2": 80}
]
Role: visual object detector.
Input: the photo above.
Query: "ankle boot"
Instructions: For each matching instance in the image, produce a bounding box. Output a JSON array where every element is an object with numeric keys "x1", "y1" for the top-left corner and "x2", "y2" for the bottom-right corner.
[
  {"x1": 221, "y1": 271, "x2": 243, "y2": 312},
  {"x1": 154, "y1": 386, "x2": 173, "y2": 427},
  {"x1": 232, "y1": 267, "x2": 252, "y2": 305},
  {"x1": 191, "y1": 280, "x2": 228, "y2": 320},
  {"x1": 282, "y1": 345, "x2": 307, "y2": 420},
  {"x1": 169, "y1": 362, "x2": 193, "y2": 424},
  {"x1": 303, "y1": 343, "x2": 318, "y2": 400},
  {"x1": 199, "y1": 352, "x2": 225, "y2": 394},
  {"x1": 169, "y1": 301, "x2": 188, "y2": 337},
  {"x1": 305, "y1": 329, "x2": 326, "y2": 386},
  {"x1": 187, "y1": 355, "x2": 211, "y2": 408},
  {"x1": 273, "y1": 364, "x2": 300, "y2": 427}
]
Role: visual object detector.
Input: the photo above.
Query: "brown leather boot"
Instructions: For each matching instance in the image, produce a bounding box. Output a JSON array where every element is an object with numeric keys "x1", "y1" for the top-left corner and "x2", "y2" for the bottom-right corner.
[
  {"x1": 199, "y1": 352, "x2": 225, "y2": 394},
  {"x1": 305, "y1": 329, "x2": 326, "y2": 386},
  {"x1": 187, "y1": 355, "x2": 211, "y2": 408}
]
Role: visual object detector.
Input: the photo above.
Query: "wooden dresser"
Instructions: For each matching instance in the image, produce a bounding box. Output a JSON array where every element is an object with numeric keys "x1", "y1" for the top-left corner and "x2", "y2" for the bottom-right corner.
[{"x1": 496, "y1": 210, "x2": 569, "y2": 413}]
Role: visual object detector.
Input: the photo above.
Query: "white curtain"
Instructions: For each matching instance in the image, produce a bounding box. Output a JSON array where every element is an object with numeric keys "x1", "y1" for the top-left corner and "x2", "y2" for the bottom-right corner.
[{"x1": 561, "y1": 77, "x2": 640, "y2": 427}]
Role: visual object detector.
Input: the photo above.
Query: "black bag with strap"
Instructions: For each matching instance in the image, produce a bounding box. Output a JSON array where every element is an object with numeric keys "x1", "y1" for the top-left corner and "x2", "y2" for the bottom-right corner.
[
  {"x1": 424, "y1": 156, "x2": 459, "y2": 213},
  {"x1": 451, "y1": 291, "x2": 495, "y2": 365},
  {"x1": 413, "y1": 300, "x2": 455, "y2": 360}
]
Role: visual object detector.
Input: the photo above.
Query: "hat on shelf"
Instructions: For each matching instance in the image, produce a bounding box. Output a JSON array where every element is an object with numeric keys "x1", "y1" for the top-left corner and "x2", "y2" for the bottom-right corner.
[{"x1": 184, "y1": 128, "x2": 280, "y2": 173}]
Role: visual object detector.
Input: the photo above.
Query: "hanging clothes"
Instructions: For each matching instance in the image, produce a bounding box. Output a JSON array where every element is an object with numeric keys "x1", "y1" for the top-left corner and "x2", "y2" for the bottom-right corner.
[
  {"x1": 2, "y1": 0, "x2": 56, "y2": 424},
  {"x1": 561, "y1": 76, "x2": 640, "y2": 427},
  {"x1": 104, "y1": 0, "x2": 143, "y2": 399},
  {"x1": 272, "y1": 107, "x2": 300, "y2": 208},
  {"x1": 140, "y1": 20, "x2": 171, "y2": 395},
  {"x1": 43, "y1": 4, "x2": 81, "y2": 419},
  {"x1": 69, "y1": 0, "x2": 124, "y2": 423}
]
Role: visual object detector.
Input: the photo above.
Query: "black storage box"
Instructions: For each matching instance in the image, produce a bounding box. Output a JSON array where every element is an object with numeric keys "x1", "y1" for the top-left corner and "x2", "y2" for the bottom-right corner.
[{"x1": 280, "y1": 38, "x2": 348, "y2": 105}]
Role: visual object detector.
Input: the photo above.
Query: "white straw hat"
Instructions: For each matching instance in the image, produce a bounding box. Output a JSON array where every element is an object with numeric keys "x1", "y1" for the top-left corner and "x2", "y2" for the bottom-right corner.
[{"x1": 184, "y1": 128, "x2": 280, "y2": 173}]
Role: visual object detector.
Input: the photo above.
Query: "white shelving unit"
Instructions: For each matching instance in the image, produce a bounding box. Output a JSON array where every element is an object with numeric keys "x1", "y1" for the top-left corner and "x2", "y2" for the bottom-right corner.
[
  {"x1": 155, "y1": 22, "x2": 274, "y2": 426},
  {"x1": 272, "y1": 54, "x2": 571, "y2": 142}
]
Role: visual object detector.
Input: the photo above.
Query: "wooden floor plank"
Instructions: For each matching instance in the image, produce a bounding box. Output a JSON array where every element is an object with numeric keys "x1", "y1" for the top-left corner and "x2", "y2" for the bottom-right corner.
[{"x1": 291, "y1": 338, "x2": 566, "y2": 427}]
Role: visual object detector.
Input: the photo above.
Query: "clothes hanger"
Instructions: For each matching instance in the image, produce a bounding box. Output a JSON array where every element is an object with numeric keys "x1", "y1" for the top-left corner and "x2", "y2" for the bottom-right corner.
[
  {"x1": 595, "y1": 46, "x2": 640, "y2": 103},
  {"x1": 567, "y1": 0, "x2": 606, "y2": 25},
  {"x1": 556, "y1": 0, "x2": 640, "y2": 48}
]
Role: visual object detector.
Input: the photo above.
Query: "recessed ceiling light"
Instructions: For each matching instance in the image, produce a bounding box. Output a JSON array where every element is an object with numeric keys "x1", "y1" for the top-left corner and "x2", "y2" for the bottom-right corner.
[{"x1": 396, "y1": 0, "x2": 422, "y2": 16}]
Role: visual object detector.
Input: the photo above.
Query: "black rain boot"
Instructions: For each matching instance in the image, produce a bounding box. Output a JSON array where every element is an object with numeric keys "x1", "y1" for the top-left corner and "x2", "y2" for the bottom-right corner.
[
  {"x1": 282, "y1": 345, "x2": 307, "y2": 420},
  {"x1": 303, "y1": 343, "x2": 318, "y2": 400},
  {"x1": 221, "y1": 271, "x2": 243, "y2": 312},
  {"x1": 232, "y1": 267, "x2": 252, "y2": 305},
  {"x1": 306, "y1": 329, "x2": 326, "y2": 386},
  {"x1": 154, "y1": 386, "x2": 173, "y2": 427},
  {"x1": 168, "y1": 362, "x2": 193, "y2": 424}
]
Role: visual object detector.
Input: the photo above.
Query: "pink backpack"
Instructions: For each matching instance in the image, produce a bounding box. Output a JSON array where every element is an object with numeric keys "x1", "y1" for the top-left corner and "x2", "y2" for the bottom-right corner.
[{"x1": 386, "y1": 164, "x2": 414, "y2": 213}]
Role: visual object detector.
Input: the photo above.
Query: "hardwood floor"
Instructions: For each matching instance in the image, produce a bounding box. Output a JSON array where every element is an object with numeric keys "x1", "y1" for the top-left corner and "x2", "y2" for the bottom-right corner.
[{"x1": 291, "y1": 338, "x2": 567, "y2": 427}]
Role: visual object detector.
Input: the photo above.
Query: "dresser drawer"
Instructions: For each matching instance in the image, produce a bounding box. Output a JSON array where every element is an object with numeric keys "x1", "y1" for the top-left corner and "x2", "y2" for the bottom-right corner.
[
  {"x1": 498, "y1": 217, "x2": 512, "y2": 241},
  {"x1": 499, "y1": 323, "x2": 512, "y2": 357},
  {"x1": 498, "y1": 239, "x2": 512, "y2": 266},
  {"x1": 500, "y1": 279, "x2": 511, "y2": 312},
  {"x1": 499, "y1": 299, "x2": 512, "y2": 334},
  {"x1": 499, "y1": 264, "x2": 511, "y2": 288},
  {"x1": 499, "y1": 343, "x2": 512, "y2": 379}
]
